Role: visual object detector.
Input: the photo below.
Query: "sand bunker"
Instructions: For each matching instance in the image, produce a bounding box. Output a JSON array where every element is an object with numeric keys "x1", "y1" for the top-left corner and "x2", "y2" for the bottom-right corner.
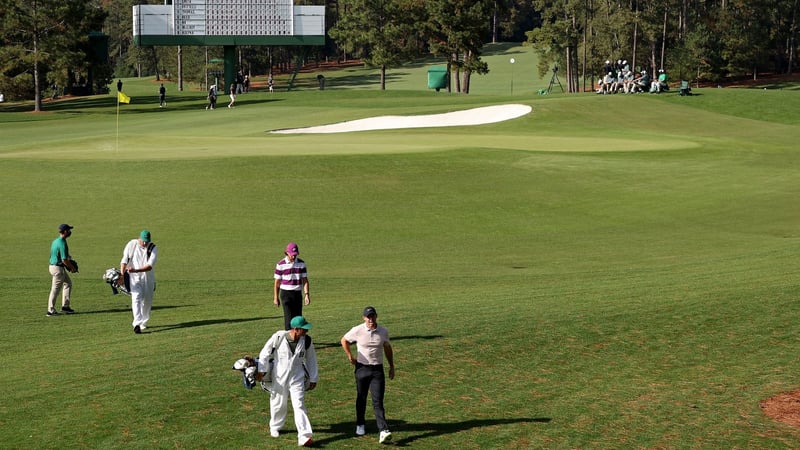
[{"x1": 271, "y1": 104, "x2": 532, "y2": 134}]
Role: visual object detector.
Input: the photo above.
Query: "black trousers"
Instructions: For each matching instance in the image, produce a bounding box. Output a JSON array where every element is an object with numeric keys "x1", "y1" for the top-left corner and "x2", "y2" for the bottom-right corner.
[
  {"x1": 355, "y1": 363, "x2": 388, "y2": 432},
  {"x1": 279, "y1": 289, "x2": 302, "y2": 330}
]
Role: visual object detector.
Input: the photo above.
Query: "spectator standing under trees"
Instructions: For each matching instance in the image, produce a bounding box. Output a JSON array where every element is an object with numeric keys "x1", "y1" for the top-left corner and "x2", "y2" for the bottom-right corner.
[
  {"x1": 228, "y1": 84, "x2": 236, "y2": 108},
  {"x1": 206, "y1": 85, "x2": 217, "y2": 110},
  {"x1": 159, "y1": 84, "x2": 167, "y2": 107}
]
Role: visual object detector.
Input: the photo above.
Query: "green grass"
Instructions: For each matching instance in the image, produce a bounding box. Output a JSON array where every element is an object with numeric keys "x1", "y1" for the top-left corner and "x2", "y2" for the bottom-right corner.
[{"x1": 2, "y1": 43, "x2": 800, "y2": 448}]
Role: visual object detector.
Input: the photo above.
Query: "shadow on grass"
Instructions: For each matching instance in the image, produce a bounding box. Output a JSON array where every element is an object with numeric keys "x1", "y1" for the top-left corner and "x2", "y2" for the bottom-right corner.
[
  {"x1": 312, "y1": 334, "x2": 444, "y2": 351},
  {"x1": 0, "y1": 94, "x2": 284, "y2": 114},
  {"x1": 313, "y1": 417, "x2": 550, "y2": 447},
  {"x1": 147, "y1": 315, "x2": 273, "y2": 332},
  {"x1": 78, "y1": 303, "x2": 190, "y2": 315},
  {"x1": 314, "y1": 71, "x2": 408, "y2": 89}
]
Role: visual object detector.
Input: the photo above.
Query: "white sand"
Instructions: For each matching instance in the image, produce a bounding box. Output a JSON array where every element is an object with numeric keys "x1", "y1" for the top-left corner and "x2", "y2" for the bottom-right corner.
[{"x1": 271, "y1": 104, "x2": 532, "y2": 134}]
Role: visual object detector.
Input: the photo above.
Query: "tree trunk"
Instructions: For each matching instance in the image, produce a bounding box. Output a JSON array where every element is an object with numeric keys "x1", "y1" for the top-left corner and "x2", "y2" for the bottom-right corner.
[
  {"x1": 660, "y1": 9, "x2": 667, "y2": 70},
  {"x1": 463, "y1": 50, "x2": 472, "y2": 94},
  {"x1": 790, "y1": 0, "x2": 799, "y2": 74},
  {"x1": 650, "y1": 43, "x2": 657, "y2": 76},
  {"x1": 34, "y1": 34, "x2": 42, "y2": 112},
  {"x1": 152, "y1": 47, "x2": 160, "y2": 81},
  {"x1": 632, "y1": 0, "x2": 638, "y2": 71},
  {"x1": 452, "y1": 52, "x2": 461, "y2": 93},
  {"x1": 565, "y1": 47, "x2": 571, "y2": 93},
  {"x1": 381, "y1": 64, "x2": 386, "y2": 90},
  {"x1": 492, "y1": 0, "x2": 498, "y2": 43},
  {"x1": 582, "y1": 0, "x2": 587, "y2": 92},
  {"x1": 178, "y1": 45, "x2": 183, "y2": 91},
  {"x1": 446, "y1": 62, "x2": 452, "y2": 93}
]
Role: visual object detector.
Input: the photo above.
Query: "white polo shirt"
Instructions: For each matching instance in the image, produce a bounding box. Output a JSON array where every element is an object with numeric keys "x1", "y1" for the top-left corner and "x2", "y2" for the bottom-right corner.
[{"x1": 343, "y1": 323, "x2": 390, "y2": 365}]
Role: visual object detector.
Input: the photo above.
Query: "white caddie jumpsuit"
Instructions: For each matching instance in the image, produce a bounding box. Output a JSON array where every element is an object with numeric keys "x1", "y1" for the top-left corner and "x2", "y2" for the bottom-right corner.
[
  {"x1": 257, "y1": 330, "x2": 319, "y2": 445},
  {"x1": 120, "y1": 239, "x2": 157, "y2": 328}
]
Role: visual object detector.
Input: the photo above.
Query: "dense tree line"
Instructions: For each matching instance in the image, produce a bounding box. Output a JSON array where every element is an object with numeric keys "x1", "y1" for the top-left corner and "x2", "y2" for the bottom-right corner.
[
  {"x1": 0, "y1": 0, "x2": 108, "y2": 111},
  {"x1": 2, "y1": 0, "x2": 797, "y2": 107},
  {"x1": 527, "y1": 0, "x2": 799, "y2": 92}
]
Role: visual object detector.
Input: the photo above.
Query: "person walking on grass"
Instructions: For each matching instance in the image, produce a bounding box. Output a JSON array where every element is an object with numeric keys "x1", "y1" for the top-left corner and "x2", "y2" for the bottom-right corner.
[
  {"x1": 47, "y1": 224, "x2": 78, "y2": 316},
  {"x1": 120, "y1": 230, "x2": 157, "y2": 334},
  {"x1": 206, "y1": 85, "x2": 217, "y2": 110},
  {"x1": 256, "y1": 316, "x2": 318, "y2": 447},
  {"x1": 159, "y1": 84, "x2": 166, "y2": 107},
  {"x1": 228, "y1": 84, "x2": 236, "y2": 108},
  {"x1": 341, "y1": 306, "x2": 395, "y2": 444},
  {"x1": 274, "y1": 242, "x2": 310, "y2": 330}
]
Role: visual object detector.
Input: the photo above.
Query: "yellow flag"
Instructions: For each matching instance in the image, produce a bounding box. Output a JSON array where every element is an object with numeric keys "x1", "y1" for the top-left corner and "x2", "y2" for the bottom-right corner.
[{"x1": 117, "y1": 91, "x2": 131, "y2": 104}]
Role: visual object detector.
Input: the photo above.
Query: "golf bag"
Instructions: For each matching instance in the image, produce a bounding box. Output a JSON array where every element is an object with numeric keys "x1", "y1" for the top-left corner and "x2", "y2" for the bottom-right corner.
[
  {"x1": 102, "y1": 267, "x2": 130, "y2": 296},
  {"x1": 231, "y1": 336, "x2": 311, "y2": 392},
  {"x1": 232, "y1": 356, "x2": 259, "y2": 390}
]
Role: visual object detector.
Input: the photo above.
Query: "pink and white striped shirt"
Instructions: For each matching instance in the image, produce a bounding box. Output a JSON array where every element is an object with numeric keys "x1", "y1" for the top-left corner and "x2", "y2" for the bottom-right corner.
[{"x1": 274, "y1": 257, "x2": 307, "y2": 291}]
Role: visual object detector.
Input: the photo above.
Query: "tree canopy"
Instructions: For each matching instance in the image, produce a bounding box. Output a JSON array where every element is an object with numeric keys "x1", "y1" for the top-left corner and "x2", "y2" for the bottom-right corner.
[
  {"x1": 2, "y1": 0, "x2": 797, "y2": 101},
  {"x1": 0, "y1": 0, "x2": 107, "y2": 110},
  {"x1": 526, "y1": 0, "x2": 799, "y2": 92}
]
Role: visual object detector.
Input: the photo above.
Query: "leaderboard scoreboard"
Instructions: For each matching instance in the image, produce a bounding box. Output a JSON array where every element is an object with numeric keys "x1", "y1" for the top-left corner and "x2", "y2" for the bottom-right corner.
[{"x1": 133, "y1": 0, "x2": 325, "y2": 46}]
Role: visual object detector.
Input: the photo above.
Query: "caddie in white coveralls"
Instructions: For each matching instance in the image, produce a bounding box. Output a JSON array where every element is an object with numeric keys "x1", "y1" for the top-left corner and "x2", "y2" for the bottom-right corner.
[
  {"x1": 120, "y1": 229, "x2": 157, "y2": 334},
  {"x1": 257, "y1": 316, "x2": 319, "y2": 447}
]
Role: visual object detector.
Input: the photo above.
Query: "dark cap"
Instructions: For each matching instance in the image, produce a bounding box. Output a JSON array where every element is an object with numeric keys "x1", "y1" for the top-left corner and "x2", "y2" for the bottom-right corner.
[
  {"x1": 59, "y1": 224, "x2": 73, "y2": 233},
  {"x1": 363, "y1": 306, "x2": 377, "y2": 317}
]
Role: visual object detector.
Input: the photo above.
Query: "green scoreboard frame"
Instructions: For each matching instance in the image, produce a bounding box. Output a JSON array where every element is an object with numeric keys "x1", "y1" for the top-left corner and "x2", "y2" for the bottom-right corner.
[{"x1": 133, "y1": 0, "x2": 325, "y2": 91}]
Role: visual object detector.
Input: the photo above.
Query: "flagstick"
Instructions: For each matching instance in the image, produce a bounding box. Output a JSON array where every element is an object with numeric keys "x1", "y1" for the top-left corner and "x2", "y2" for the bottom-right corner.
[{"x1": 116, "y1": 95, "x2": 120, "y2": 152}]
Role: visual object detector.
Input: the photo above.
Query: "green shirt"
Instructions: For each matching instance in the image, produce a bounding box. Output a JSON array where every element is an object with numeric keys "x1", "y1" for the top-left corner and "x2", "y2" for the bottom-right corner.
[{"x1": 49, "y1": 236, "x2": 69, "y2": 265}]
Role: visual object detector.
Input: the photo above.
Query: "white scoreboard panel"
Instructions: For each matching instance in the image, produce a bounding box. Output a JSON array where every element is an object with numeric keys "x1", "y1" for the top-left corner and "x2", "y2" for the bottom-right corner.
[
  {"x1": 133, "y1": 0, "x2": 324, "y2": 46},
  {"x1": 174, "y1": 0, "x2": 293, "y2": 36}
]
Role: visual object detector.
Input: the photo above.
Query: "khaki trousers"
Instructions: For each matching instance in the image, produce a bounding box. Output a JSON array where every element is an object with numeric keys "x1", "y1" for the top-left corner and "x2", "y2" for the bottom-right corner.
[{"x1": 48, "y1": 265, "x2": 72, "y2": 312}]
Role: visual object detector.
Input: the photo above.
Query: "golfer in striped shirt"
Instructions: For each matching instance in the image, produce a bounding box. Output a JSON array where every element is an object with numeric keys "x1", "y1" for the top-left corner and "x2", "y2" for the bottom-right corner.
[{"x1": 273, "y1": 242, "x2": 310, "y2": 330}]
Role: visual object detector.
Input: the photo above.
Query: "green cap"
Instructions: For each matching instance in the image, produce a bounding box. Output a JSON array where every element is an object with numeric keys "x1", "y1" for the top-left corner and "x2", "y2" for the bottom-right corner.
[
  {"x1": 290, "y1": 316, "x2": 312, "y2": 330},
  {"x1": 140, "y1": 230, "x2": 151, "y2": 243}
]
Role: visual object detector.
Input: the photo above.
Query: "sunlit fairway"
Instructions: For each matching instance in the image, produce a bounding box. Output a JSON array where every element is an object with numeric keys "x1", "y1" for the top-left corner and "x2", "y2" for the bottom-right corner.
[{"x1": 2, "y1": 44, "x2": 800, "y2": 448}]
